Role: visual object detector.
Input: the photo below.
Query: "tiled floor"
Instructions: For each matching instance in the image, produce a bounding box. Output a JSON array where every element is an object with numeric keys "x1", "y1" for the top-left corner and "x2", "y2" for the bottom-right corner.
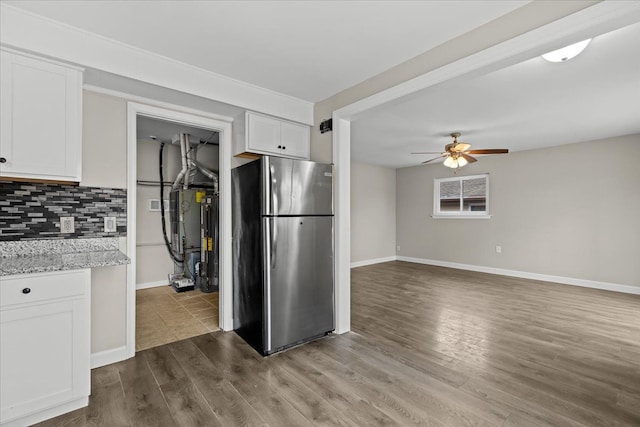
[{"x1": 135, "y1": 285, "x2": 219, "y2": 351}]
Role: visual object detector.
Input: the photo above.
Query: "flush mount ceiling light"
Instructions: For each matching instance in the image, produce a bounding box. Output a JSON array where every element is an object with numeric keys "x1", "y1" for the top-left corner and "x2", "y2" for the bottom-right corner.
[{"x1": 542, "y1": 39, "x2": 592, "y2": 62}]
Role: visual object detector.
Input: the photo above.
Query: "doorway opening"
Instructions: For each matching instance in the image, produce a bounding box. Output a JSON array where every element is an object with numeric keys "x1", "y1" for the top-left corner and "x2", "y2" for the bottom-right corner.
[
  {"x1": 135, "y1": 116, "x2": 220, "y2": 351},
  {"x1": 126, "y1": 102, "x2": 234, "y2": 358}
]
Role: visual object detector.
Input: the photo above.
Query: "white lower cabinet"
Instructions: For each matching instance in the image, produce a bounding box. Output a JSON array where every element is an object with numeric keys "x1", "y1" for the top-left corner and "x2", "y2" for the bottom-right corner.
[{"x1": 0, "y1": 269, "x2": 91, "y2": 427}]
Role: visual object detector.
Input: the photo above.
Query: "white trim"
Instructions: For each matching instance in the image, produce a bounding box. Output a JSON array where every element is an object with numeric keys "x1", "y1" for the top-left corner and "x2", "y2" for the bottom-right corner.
[
  {"x1": 433, "y1": 173, "x2": 490, "y2": 218},
  {"x1": 330, "y1": 2, "x2": 640, "y2": 341},
  {"x1": 351, "y1": 256, "x2": 397, "y2": 269},
  {"x1": 0, "y1": 3, "x2": 313, "y2": 125},
  {"x1": 431, "y1": 215, "x2": 491, "y2": 220},
  {"x1": 136, "y1": 280, "x2": 169, "y2": 290},
  {"x1": 126, "y1": 101, "x2": 234, "y2": 362},
  {"x1": 397, "y1": 256, "x2": 640, "y2": 296},
  {"x1": 333, "y1": 116, "x2": 351, "y2": 334},
  {"x1": 0, "y1": 45, "x2": 84, "y2": 71},
  {"x1": 84, "y1": 84, "x2": 234, "y2": 124},
  {"x1": 2, "y1": 397, "x2": 88, "y2": 427},
  {"x1": 90, "y1": 345, "x2": 128, "y2": 369}
]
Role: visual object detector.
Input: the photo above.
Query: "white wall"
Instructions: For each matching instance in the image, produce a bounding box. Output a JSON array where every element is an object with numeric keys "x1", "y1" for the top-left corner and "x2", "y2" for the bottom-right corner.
[
  {"x1": 82, "y1": 90, "x2": 128, "y2": 353},
  {"x1": 135, "y1": 138, "x2": 219, "y2": 287},
  {"x1": 350, "y1": 162, "x2": 396, "y2": 265},
  {"x1": 396, "y1": 134, "x2": 640, "y2": 288}
]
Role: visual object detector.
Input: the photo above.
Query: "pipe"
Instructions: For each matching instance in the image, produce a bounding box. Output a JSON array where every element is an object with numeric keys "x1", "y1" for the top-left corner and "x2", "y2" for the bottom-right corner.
[
  {"x1": 171, "y1": 132, "x2": 218, "y2": 192},
  {"x1": 186, "y1": 142, "x2": 198, "y2": 185},
  {"x1": 195, "y1": 163, "x2": 218, "y2": 194},
  {"x1": 159, "y1": 142, "x2": 184, "y2": 263},
  {"x1": 171, "y1": 133, "x2": 188, "y2": 190},
  {"x1": 183, "y1": 134, "x2": 192, "y2": 190}
]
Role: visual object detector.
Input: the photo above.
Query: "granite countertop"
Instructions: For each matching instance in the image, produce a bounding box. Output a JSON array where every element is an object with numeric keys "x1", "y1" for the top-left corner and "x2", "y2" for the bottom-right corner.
[{"x1": 0, "y1": 238, "x2": 130, "y2": 276}]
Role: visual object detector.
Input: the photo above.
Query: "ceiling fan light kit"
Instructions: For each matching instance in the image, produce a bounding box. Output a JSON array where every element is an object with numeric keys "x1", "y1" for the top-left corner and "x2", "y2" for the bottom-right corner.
[
  {"x1": 412, "y1": 132, "x2": 508, "y2": 171},
  {"x1": 443, "y1": 153, "x2": 468, "y2": 169}
]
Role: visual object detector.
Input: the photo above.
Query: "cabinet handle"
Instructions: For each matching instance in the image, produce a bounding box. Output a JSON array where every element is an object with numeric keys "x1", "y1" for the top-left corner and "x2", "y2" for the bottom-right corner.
[
  {"x1": 277, "y1": 145, "x2": 282, "y2": 149},
  {"x1": 282, "y1": 146, "x2": 286, "y2": 150},
  {"x1": 0, "y1": 157, "x2": 6, "y2": 163},
  {"x1": 22, "y1": 288, "x2": 31, "y2": 294}
]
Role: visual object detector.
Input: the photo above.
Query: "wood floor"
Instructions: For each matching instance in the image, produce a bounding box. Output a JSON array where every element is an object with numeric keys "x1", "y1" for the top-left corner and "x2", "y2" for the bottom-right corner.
[{"x1": 35, "y1": 261, "x2": 640, "y2": 426}]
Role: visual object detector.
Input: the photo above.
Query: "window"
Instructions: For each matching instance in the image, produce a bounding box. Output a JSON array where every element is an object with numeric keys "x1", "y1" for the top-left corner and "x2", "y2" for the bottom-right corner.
[{"x1": 433, "y1": 174, "x2": 490, "y2": 218}]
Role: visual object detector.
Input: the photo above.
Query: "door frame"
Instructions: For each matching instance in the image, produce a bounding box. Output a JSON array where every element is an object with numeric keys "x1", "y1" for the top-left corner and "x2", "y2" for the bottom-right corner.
[{"x1": 126, "y1": 102, "x2": 233, "y2": 359}]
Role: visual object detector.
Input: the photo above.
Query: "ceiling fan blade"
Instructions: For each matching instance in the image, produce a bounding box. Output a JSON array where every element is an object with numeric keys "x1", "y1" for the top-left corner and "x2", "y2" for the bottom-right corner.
[
  {"x1": 461, "y1": 153, "x2": 477, "y2": 163},
  {"x1": 422, "y1": 155, "x2": 446, "y2": 164},
  {"x1": 411, "y1": 151, "x2": 444, "y2": 154},
  {"x1": 466, "y1": 149, "x2": 508, "y2": 154},
  {"x1": 451, "y1": 142, "x2": 471, "y2": 152}
]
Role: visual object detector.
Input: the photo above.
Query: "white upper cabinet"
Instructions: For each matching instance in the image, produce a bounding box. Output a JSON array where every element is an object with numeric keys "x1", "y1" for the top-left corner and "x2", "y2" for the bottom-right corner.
[
  {"x1": 237, "y1": 111, "x2": 310, "y2": 160},
  {"x1": 0, "y1": 49, "x2": 83, "y2": 182}
]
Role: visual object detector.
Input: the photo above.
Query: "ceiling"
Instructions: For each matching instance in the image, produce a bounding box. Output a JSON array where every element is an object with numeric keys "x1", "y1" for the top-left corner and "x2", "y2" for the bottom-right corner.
[
  {"x1": 5, "y1": 1, "x2": 638, "y2": 169},
  {"x1": 352, "y1": 22, "x2": 640, "y2": 168},
  {"x1": 4, "y1": 0, "x2": 528, "y2": 102},
  {"x1": 136, "y1": 116, "x2": 219, "y2": 145}
]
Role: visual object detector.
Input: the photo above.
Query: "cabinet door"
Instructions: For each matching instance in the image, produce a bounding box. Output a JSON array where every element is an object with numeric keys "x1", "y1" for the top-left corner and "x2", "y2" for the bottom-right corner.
[
  {"x1": 280, "y1": 121, "x2": 310, "y2": 159},
  {"x1": 246, "y1": 112, "x2": 281, "y2": 154},
  {"x1": 0, "y1": 50, "x2": 82, "y2": 181},
  {"x1": 0, "y1": 298, "x2": 88, "y2": 423}
]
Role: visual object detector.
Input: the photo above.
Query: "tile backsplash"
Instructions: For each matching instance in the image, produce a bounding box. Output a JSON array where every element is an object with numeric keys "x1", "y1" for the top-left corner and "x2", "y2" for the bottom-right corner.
[{"x1": 0, "y1": 182, "x2": 126, "y2": 241}]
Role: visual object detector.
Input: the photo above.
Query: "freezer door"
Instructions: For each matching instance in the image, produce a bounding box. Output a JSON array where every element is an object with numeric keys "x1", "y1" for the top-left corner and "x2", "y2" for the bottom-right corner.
[
  {"x1": 262, "y1": 157, "x2": 333, "y2": 216},
  {"x1": 264, "y1": 216, "x2": 334, "y2": 352}
]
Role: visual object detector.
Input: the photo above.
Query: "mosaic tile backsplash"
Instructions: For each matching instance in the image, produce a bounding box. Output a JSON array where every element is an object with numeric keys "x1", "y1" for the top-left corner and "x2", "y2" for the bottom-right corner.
[{"x1": 0, "y1": 182, "x2": 126, "y2": 241}]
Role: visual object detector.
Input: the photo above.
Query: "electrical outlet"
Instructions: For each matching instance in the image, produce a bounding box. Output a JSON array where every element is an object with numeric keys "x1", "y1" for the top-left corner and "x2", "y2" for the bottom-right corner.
[
  {"x1": 397, "y1": 245, "x2": 401, "y2": 252},
  {"x1": 495, "y1": 245, "x2": 502, "y2": 254},
  {"x1": 104, "y1": 217, "x2": 117, "y2": 233},
  {"x1": 60, "y1": 216, "x2": 74, "y2": 233}
]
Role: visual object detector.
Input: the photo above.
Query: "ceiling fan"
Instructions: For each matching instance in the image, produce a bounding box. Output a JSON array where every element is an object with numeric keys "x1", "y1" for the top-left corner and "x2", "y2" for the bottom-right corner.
[{"x1": 412, "y1": 132, "x2": 508, "y2": 170}]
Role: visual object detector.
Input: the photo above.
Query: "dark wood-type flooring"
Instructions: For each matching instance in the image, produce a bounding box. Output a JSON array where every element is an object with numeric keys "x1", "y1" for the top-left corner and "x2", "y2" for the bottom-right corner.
[{"x1": 35, "y1": 261, "x2": 640, "y2": 426}]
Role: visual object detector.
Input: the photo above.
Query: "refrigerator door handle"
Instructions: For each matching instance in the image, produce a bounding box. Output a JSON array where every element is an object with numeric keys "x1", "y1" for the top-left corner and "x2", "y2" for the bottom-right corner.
[
  {"x1": 263, "y1": 218, "x2": 274, "y2": 351},
  {"x1": 270, "y1": 219, "x2": 278, "y2": 269}
]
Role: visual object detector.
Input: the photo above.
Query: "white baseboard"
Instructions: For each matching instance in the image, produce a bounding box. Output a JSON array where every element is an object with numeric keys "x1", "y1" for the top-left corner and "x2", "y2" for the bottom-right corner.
[
  {"x1": 351, "y1": 256, "x2": 398, "y2": 268},
  {"x1": 136, "y1": 280, "x2": 169, "y2": 290},
  {"x1": 2, "y1": 396, "x2": 88, "y2": 427},
  {"x1": 396, "y1": 256, "x2": 640, "y2": 295},
  {"x1": 91, "y1": 345, "x2": 130, "y2": 369}
]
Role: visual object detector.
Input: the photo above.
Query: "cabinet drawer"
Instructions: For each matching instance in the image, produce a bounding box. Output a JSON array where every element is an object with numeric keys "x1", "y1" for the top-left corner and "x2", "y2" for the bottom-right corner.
[{"x1": 0, "y1": 270, "x2": 90, "y2": 308}]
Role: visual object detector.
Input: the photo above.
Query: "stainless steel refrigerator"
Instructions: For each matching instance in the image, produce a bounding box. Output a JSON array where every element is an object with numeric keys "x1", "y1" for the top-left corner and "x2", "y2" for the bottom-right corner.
[{"x1": 232, "y1": 156, "x2": 334, "y2": 355}]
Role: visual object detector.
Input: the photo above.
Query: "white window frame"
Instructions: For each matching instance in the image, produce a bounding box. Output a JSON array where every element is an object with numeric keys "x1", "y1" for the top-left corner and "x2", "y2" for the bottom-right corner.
[{"x1": 433, "y1": 174, "x2": 491, "y2": 219}]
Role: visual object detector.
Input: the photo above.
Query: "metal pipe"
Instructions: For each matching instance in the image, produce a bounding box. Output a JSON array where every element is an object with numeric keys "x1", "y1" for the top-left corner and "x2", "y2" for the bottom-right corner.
[
  {"x1": 171, "y1": 133, "x2": 189, "y2": 190},
  {"x1": 195, "y1": 162, "x2": 219, "y2": 194},
  {"x1": 182, "y1": 134, "x2": 191, "y2": 190}
]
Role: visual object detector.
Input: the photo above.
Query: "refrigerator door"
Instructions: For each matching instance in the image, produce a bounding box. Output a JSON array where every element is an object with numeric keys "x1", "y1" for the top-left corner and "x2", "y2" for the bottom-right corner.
[
  {"x1": 262, "y1": 157, "x2": 333, "y2": 216},
  {"x1": 264, "y1": 216, "x2": 334, "y2": 353}
]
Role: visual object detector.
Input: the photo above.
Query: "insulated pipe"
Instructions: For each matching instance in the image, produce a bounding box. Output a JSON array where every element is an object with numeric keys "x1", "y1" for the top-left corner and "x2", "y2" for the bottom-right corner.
[
  {"x1": 171, "y1": 133, "x2": 189, "y2": 190},
  {"x1": 195, "y1": 162, "x2": 219, "y2": 194},
  {"x1": 180, "y1": 133, "x2": 196, "y2": 190},
  {"x1": 187, "y1": 144, "x2": 218, "y2": 192},
  {"x1": 182, "y1": 134, "x2": 191, "y2": 190},
  {"x1": 171, "y1": 132, "x2": 218, "y2": 191},
  {"x1": 186, "y1": 142, "x2": 198, "y2": 185}
]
